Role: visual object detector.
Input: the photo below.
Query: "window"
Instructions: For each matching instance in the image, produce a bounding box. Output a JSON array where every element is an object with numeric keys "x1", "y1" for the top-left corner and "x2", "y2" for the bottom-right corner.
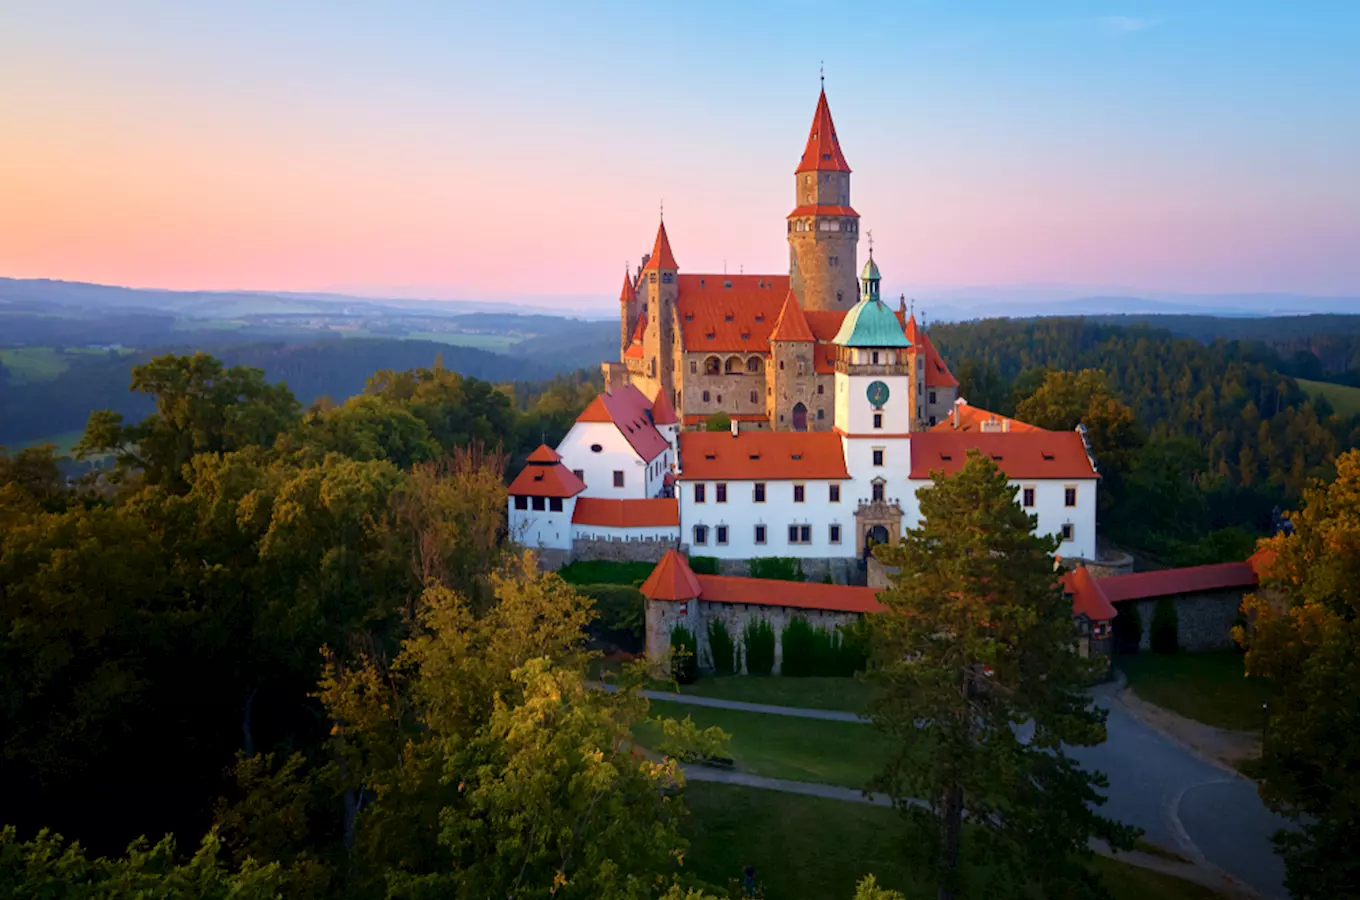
[
  {"x1": 716, "y1": 483, "x2": 727, "y2": 503},
  {"x1": 788, "y1": 524, "x2": 813, "y2": 544},
  {"x1": 817, "y1": 384, "x2": 824, "y2": 395},
  {"x1": 793, "y1": 484, "x2": 805, "y2": 503},
  {"x1": 662, "y1": 272, "x2": 673, "y2": 284},
  {"x1": 1065, "y1": 486, "x2": 1077, "y2": 507},
  {"x1": 1022, "y1": 487, "x2": 1036, "y2": 508},
  {"x1": 817, "y1": 409, "x2": 824, "y2": 420},
  {"x1": 928, "y1": 415, "x2": 937, "y2": 426},
  {"x1": 754, "y1": 524, "x2": 767, "y2": 544},
  {"x1": 690, "y1": 360, "x2": 697, "y2": 374},
  {"x1": 750, "y1": 390, "x2": 758, "y2": 404},
  {"x1": 514, "y1": 496, "x2": 528, "y2": 510},
  {"x1": 532, "y1": 496, "x2": 546, "y2": 511},
  {"x1": 717, "y1": 394, "x2": 722, "y2": 404},
  {"x1": 829, "y1": 524, "x2": 842, "y2": 544},
  {"x1": 829, "y1": 255, "x2": 839, "y2": 267},
  {"x1": 873, "y1": 413, "x2": 883, "y2": 429},
  {"x1": 716, "y1": 525, "x2": 728, "y2": 545},
  {"x1": 573, "y1": 469, "x2": 584, "y2": 481},
  {"x1": 872, "y1": 481, "x2": 885, "y2": 503},
  {"x1": 829, "y1": 484, "x2": 840, "y2": 502},
  {"x1": 1061, "y1": 523, "x2": 1075, "y2": 542},
  {"x1": 694, "y1": 484, "x2": 706, "y2": 503},
  {"x1": 873, "y1": 449, "x2": 884, "y2": 466},
  {"x1": 872, "y1": 351, "x2": 880, "y2": 364},
  {"x1": 753, "y1": 482, "x2": 766, "y2": 502},
  {"x1": 693, "y1": 525, "x2": 709, "y2": 545},
  {"x1": 549, "y1": 497, "x2": 563, "y2": 512},
  {"x1": 747, "y1": 357, "x2": 761, "y2": 373},
  {"x1": 612, "y1": 470, "x2": 624, "y2": 488},
  {"x1": 590, "y1": 444, "x2": 603, "y2": 453},
  {"x1": 929, "y1": 390, "x2": 937, "y2": 404},
  {"x1": 649, "y1": 272, "x2": 656, "y2": 283},
  {"x1": 702, "y1": 390, "x2": 711, "y2": 403}
]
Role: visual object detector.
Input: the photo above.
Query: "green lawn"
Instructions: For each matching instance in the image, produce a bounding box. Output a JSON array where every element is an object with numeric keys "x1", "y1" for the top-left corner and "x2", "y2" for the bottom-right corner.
[
  {"x1": 1296, "y1": 378, "x2": 1360, "y2": 417},
  {"x1": 558, "y1": 559, "x2": 657, "y2": 586},
  {"x1": 639, "y1": 699, "x2": 889, "y2": 789},
  {"x1": 1118, "y1": 652, "x2": 1272, "y2": 731},
  {"x1": 0, "y1": 347, "x2": 70, "y2": 382},
  {"x1": 674, "y1": 675, "x2": 875, "y2": 713},
  {"x1": 679, "y1": 782, "x2": 1225, "y2": 900}
]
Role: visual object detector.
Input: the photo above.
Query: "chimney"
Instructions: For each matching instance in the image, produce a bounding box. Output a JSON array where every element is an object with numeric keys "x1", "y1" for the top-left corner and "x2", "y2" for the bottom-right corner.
[
  {"x1": 730, "y1": 419, "x2": 739, "y2": 438},
  {"x1": 952, "y1": 403, "x2": 959, "y2": 430}
]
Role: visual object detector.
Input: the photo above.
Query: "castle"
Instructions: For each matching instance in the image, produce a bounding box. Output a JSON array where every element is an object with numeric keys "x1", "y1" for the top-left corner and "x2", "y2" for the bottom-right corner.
[{"x1": 602, "y1": 88, "x2": 960, "y2": 433}]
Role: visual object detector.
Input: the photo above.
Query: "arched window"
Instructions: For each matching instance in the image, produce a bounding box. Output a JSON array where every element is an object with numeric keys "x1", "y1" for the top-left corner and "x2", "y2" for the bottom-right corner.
[
  {"x1": 746, "y1": 357, "x2": 762, "y2": 374},
  {"x1": 704, "y1": 356, "x2": 721, "y2": 375},
  {"x1": 724, "y1": 356, "x2": 742, "y2": 375}
]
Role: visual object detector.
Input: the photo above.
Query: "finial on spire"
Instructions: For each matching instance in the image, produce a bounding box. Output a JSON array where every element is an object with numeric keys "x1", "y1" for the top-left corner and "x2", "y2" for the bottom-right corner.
[
  {"x1": 659, "y1": 199, "x2": 664, "y2": 221},
  {"x1": 867, "y1": 229, "x2": 874, "y2": 256},
  {"x1": 820, "y1": 60, "x2": 824, "y2": 90}
]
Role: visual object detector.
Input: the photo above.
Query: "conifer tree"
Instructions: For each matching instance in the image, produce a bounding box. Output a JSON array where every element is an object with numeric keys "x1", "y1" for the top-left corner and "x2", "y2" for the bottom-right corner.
[{"x1": 868, "y1": 451, "x2": 1136, "y2": 900}]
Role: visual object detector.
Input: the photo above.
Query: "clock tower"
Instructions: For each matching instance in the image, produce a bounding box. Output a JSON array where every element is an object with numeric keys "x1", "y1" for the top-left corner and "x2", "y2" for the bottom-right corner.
[{"x1": 830, "y1": 251, "x2": 916, "y2": 556}]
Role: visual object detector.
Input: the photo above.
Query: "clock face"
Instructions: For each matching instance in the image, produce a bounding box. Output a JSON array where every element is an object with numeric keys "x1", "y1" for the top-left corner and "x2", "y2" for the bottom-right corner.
[{"x1": 866, "y1": 380, "x2": 890, "y2": 407}]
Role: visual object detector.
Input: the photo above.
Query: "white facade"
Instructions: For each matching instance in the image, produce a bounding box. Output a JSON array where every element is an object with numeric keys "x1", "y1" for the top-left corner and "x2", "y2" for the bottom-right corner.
[
  {"x1": 832, "y1": 349, "x2": 913, "y2": 435},
  {"x1": 508, "y1": 495, "x2": 577, "y2": 552},
  {"x1": 679, "y1": 478, "x2": 855, "y2": 559},
  {"x1": 556, "y1": 421, "x2": 673, "y2": 500},
  {"x1": 572, "y1": 523, "x2": 680, "y2": 543}
]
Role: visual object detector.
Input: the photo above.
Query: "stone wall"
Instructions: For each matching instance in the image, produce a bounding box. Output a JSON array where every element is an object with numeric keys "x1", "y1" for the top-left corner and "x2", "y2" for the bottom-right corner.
[
  {"x1": 1125, "y1": 588, "x2": 1244, "y2": 652},
  {"x1": 534, "y1": 548, "x2": 572, "y2": 572},
  {"x1": 571, "y1": 536, "x2": 677, "y2": 564},
  {"x1": 646, "y1": 597, "x2": 861, "y2": 676},
  {"x1": 680, "y1": 355, "x2": 767, "y2": 422}
]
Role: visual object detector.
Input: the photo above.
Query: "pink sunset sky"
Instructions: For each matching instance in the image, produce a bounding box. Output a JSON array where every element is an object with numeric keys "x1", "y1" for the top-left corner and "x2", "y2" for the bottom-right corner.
[{"x1": 2, "y1": 2, "x2": 1357, "y2": 308}]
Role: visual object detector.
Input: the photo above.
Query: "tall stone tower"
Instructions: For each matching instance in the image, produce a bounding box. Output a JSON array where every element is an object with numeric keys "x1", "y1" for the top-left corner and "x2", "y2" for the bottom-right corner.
[
  {"x1": 788, "y1": 89, "x2": 860, "y2": 312},
  {"x1": 639, "y1": 219, "x2": 679, "y2": 403}
]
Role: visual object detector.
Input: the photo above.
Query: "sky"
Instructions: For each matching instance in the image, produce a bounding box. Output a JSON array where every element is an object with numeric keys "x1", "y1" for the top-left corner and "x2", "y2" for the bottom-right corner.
[{"x1": 2, "y1": 1, "x2": 1357, "y2": 308}]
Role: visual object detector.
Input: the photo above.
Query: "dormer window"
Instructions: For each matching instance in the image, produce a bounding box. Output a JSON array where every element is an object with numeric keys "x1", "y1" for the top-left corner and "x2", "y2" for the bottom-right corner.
[{"x1": 725, "y1": 313, "x2": 734, "y2": 322}]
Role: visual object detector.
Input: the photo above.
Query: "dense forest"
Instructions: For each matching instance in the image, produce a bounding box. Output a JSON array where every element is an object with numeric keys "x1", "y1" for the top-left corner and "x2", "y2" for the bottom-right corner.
[{"x1": 932, "y1": 318, "x2": 1360, "y2": 564}]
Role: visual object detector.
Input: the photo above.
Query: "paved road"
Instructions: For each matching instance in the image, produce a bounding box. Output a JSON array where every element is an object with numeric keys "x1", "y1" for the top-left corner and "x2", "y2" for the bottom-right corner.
[{"x1": 644, "y1": 684, "x2": 1290, "y2": 899}]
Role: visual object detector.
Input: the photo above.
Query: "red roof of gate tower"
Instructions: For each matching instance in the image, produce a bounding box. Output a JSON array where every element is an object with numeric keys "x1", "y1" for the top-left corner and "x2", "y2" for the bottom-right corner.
[{"x1": 796, "y1": 89, "x2": 851, "y2": 174}]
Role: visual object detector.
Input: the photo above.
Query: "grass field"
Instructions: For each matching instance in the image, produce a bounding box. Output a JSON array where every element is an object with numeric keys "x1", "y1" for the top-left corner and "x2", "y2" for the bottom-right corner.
[
  {"x1": 404, "y1": 330, "x2": 520, "y2": 351},
  {"x1": 638, "y1": 699, "x2": 889, "y2": 789},
  {"x1": 0, "y1": 347, "x2": 71, "y2": 382},
  {"x1": 679, "y1": 782, "x2": 1225, "y2": 900},
  {"x1": 673, "y1": 675, "x2": 875, "y2": 713},
  {"x1": 1296, "y1": 378, "x2": 1360, "y2": 416},
  {"x1": 1118, "y1": 652, "x2": 1272, "y2": 731}
]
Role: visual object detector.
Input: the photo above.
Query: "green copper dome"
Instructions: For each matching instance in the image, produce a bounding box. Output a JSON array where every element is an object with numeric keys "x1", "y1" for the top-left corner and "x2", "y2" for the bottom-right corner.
[
  {"x1": 861, "y1": 256, "x2": 881, "y2": 281},
  {"x1": 832, "y1": 296, "x2": 912, "y2": 348}
]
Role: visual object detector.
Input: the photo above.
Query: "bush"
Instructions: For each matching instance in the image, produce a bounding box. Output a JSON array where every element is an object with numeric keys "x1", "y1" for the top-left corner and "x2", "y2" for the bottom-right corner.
[
  {"x1": 780, "y1": 617, "x2": 818, "y2": 677},
  {"x1": 707, "y1": 619, "x2": 736, "y2": 675},
  {"x1": 556, "y1": 559, "x2": 656, "y2": 587},
  {"x1": 747, "y1": 557, "x2": 803, "y2": 581},
  {"x1": 652, "y1": 715, "x2": 732, "y2": 764},
  {"x1": 579, "y1": 584, "x2": 644, "y2": 643},
  {"x1": 780, "y1": 616, "x2": 869, "y2": 677},
  {"x1": 822, "y1": 573, "x2": 834, "y2": 584},
  {"x1": 1150, "y1": 597, "x2": 1179, "y2": 654},
  {"x1": 743, "y1": 619, "x2": 776, "y2": 675},
  {"x1": 689, "y1": 555, "x2": 720, "y2": 575},
  {"x1": 670, "y1": 625, "x2": 698, "y2": 684},
  {"x1": 704, "y1": 411, "x2": 732, "y2": 432}
]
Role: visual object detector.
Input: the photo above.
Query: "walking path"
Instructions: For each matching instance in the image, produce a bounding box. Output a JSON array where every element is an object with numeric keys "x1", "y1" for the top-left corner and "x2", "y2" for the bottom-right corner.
[{"x1": 640, "y1": 683, "x2": 1288, "y2": 899}]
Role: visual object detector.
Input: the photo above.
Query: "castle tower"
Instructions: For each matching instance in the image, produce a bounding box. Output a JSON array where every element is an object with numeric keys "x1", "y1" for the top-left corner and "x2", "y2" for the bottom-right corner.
[
  {"x1": 618, "y1": 269, "x2": 638, "y2": 360},
  {"x1": 788, "y1": 89, "x2": 860, "y2": 313},
  {"x1": 639, "y1": 219, "x2": 679, "y2": 402},
  {"x1": 767, "y1": 290, "x2": 817, "y2": 431}
]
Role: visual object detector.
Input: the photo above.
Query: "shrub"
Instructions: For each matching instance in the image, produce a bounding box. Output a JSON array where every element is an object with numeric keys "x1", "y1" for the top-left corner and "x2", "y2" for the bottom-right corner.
[
  {"x1": 748, "y1": 557, "x2": 803, "y2": 581},
  {"x1": 652, "y1": 715, "x2": 732, "y2": 764},
  {"x1": 670, "y1": 625, "x2": 699, "y2": 684},
  {"x1": 822, "y1": 573, "x2": 834, "y2": 584},
  {"x1": 780, "y1": 617, "x2": 818, "y2": 677},
  {"x1": 781, "y1": 616, "x2": 869, "y2": 677},
  {"x1": 704, "y1": 411, "x2": 732, "y2": 432},
  {"x1": 689, "y1": 555, "x2": 720, "y2": 575},
  {"x1": 743, "y1": 619, "x2": 776, "y2": 675},
  {"x1": 579, "y1": 584, "x2": 644, "y2": 643},
  {"x1": 556, "y1": 559, "x2": 656, "y2": 587},
  {"x1": 707, "y1": 619, "x2": 736, "y2": 675},
  {"x1": 1150, "y1": 597, "x2": 1179, "y2": 654}
]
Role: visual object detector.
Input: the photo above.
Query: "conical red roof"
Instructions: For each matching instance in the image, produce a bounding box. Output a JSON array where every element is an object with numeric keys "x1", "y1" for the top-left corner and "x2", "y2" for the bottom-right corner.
[
  {"x1": 796, "y1": 90, "x2": 851, "y2": 174},
  {"x1": 525, "y1": 444, "x2": 562, "y2": 464},
  {"x1": 641, "y1": 220, "x2": 678, "y2": 271},
  {"x1": 619, "y1": 272, "x2": 635, "y2": 303},
  {"x1": 650, "y1": 388, "x2": 679, "y2": 426},
  {"x1": 770, "y1": 291, "x2": 815, "y2": 343},
  {"x1": 640, "y1": 550, "x2": 702, "y2": 601}
]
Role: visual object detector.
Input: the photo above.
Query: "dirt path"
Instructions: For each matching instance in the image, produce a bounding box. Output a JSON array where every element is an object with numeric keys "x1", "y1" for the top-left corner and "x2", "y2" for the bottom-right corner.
[{"x1": 1115, "y1": 679, "x2": 1262, "y2": 773}]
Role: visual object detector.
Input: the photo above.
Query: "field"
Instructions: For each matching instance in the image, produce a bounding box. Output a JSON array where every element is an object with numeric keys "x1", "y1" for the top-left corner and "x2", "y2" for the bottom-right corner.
[
  {"x1": 0, "y1": 346, "x2": 135, "y2": 384},
  {"x1": 1296, "y1": 378, "x2": 1360, "y2": 416},
  {"x1": 403, "y1": 330, "x2": 521, "y2": 351},
  {"x1": 1118, "y1": 652, "x2": 1272, "y2": 731},
  {"x1": 679, "y1": 782, "x2": 1226, "y2": 900},
  {"x1": 673, "y1": 674, "x2": 875, "y2": 713}
]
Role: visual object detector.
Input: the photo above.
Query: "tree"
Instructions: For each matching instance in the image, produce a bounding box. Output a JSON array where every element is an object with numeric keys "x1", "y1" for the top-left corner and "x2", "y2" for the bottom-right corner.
[
  {"x1": 704, "y1": 411, "x2": 732, "y2": 433},
  {"x1": 1015, "y1": 370, "x2": 1143, "y2": 502},
  {"x1": 1236, "y1": 449, "x2": 1360, "y2": 899},
  {"x1": 868, "y1": 451, "x2": 1136, "y2": 900}
]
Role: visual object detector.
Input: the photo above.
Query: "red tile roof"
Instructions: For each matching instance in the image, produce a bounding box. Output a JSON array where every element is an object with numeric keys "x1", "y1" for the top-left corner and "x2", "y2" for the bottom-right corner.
[
  {"x1": 813, "y1": 342, "x2": 837, "y2": 374},
  {"x1": 619, "y1": 272, "x2": 635, "y2": 303},
  {"x1": 1097, "y1": 562, "x2": 1259, "y2": 603},
  {"x1": 796, "y1": 89, "x2": 851, "y2": 174},
  {"x1": 641, "y1": 220, "x2": 678, "y2": 271},
  {"x1": 804, "y1": 310, "x2": 848, "y2": 342},
  {"x1": 1247, "y1": 545, "x2": 1277, "y2": 581},
  {"x1": 697, "y1": 574, "x2": 882, "y2": 613},
  {"x1": 1061, "y1": 566, "x2": 1117, "y2": 621},
  {"x1": 904, "y1": 314, "x2": 958, "y2": 388},
  {"x1": 679, "y1": 431, "x2": 849, "y2": 481},
  {"x1": 572, "y1": 497, "x2": 679, "y2": 528},
  {"x1": 676, "y1": 274, "x2": 789, "y2": 352},
  {"x1": 575, "y1": 385, "x2": 670, "y2": 461},
  {"x1": 650, "y1": 388, "x2": 679, "y2": 426},
  {"x1": 770, "y1": 291, "x2": 815, "y2": 343},
  {"x1": 787, "y1": 204, "x2": 860, "y2": 218},
  {"x1": 508, "y1": 460, "x2": 587, "y2": 498},
  {"x1": 623, "y1": 342, "x2": 644, "y2": 360},
  {"x1": 908, "y1": 431, "x2": 1098, "y2": 480},
  {"x1": 931, "y1": 402, "x2": 1044, "y2": 434},
  {"x1": 525, "y1": 444, "x2": 562, "y2": 464},
  {"x1": 640, "y1": 549, "x2": 702, "y2": 600}
]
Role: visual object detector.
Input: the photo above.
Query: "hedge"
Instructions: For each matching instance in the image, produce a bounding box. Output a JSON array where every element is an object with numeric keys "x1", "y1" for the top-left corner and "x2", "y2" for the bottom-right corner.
[
  {"x1": 747, "y1": 557, "x2": 803, "y2": 582},
  {"x1": 577, "y1": 583, "x2": 645, "y2": 642},
  {"x1": 1150, "y1": 597, "x2": 1179, "y2": 654},
  {"x1": 743, "y1": 619, "x2": 776, "y2": 675},
  {"x1": 689, "y1": 556, "x2": 720, "y2": 575},
  {"x1": 780, "y1": 616, "x2": 868, "y2": 677},
  {"x1": 707, "y1": 619, "x2": 736, "y2": 675},
  {"x1": 670, "y1": 625, "x2": 699, "y2": 684}
]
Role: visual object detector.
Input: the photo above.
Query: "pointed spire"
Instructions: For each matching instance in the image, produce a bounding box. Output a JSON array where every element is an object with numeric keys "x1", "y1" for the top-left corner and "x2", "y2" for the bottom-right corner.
[
  {"x1": 770, "y1": 290, "x2": 815, "y2": 343},
  {"x1": 641, "y1": 218, "x2": 678, "y2": 271},
  {"x1": 650, "y1": 389, "x2": 679, "y2": 426},
  {"x1": 618, "y1": 269, "x2": 635, "y2": 303},
  {"x1": 796, "y1": 89, "x2": 851, "y2": 174}
]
